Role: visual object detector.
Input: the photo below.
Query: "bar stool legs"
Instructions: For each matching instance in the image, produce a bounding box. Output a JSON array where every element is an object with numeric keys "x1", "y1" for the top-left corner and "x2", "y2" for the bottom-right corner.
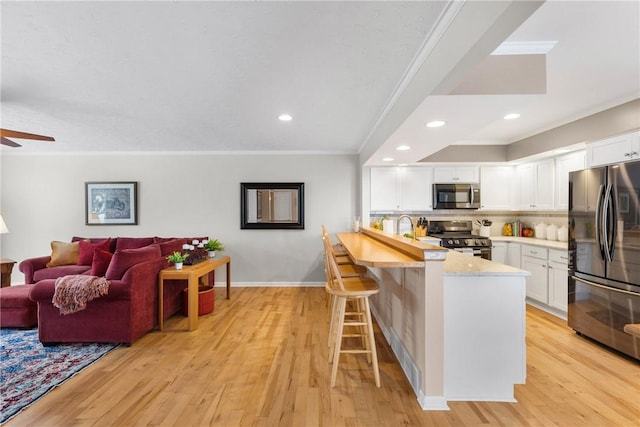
[{"x1": 328, "y1": 293, "x2": 380, "y2": 388}]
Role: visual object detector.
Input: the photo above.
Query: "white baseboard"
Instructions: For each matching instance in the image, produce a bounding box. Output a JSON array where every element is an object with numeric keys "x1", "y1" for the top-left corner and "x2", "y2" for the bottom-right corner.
[{"x1": 212, "y1": 282, "x2": 325, "y2": 288}]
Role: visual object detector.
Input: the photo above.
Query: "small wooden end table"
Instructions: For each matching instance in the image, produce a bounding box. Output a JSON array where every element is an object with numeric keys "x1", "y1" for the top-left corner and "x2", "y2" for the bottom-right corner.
[
  {"x1": 0, "y1": 259, "x2": 17, "y2": 288},
  {"x1": 158, "y1": 256, "x2": 231, "y2": 331}
]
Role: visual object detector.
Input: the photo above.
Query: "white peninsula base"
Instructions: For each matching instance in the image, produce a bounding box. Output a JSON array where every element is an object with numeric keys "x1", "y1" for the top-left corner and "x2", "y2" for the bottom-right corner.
[{"x1": 369, "y1": 251, "x2": 527, "y2": 410}]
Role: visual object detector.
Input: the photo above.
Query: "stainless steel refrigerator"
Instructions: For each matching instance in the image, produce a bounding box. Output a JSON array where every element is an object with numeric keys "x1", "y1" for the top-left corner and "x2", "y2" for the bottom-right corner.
[{"x1": 568, "y1": 159, "x2": 640, "y2": 360}]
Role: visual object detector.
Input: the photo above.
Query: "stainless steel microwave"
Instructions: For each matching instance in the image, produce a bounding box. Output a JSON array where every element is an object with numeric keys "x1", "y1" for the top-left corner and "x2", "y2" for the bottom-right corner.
[{"x1": 433, "y1": 183, "x2": 480, "y2": 209}]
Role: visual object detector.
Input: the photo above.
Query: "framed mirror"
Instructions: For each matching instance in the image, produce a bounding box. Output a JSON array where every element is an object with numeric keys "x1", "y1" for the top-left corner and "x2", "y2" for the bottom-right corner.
[{"x1": 241, "y1": 182, "x2": 305, "y2": 229}]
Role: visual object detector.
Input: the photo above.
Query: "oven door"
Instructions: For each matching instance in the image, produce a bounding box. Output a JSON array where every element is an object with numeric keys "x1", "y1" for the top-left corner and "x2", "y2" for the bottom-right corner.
[
  {"x1": 452, "y1": 247, "x2": 491, "y2": 260},
  {"x1": 433, "y1": 184, "x2": 480, "y2": 209}
]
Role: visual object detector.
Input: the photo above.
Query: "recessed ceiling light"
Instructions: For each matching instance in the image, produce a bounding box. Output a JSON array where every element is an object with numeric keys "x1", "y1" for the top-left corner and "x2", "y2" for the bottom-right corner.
[
  {"x1": 278, "y1": 114, "x2": 293, "y2": 121},
  {"x1": 426, "y1": 120, "x2": 445, "y2": 128},
  {"x1": 504, "y1": 113, "x2": 520, "y2": 120},
  {"x1": 396, "y1": 145, "x2": 411, "y2": 151},
  {"x1": 398, "y1": 163, "x2": 408, "y2": 167},
  {"x1": 382, "y1": 157, "x2": 394, "y2": 162}
]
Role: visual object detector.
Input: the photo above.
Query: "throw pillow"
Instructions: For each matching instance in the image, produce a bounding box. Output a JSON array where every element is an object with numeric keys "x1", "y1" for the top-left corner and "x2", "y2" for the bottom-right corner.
[
  {"x1": 90, "y1": 249, "x2": 113, "y2": 277},
  {"x1": 46, "y1": 241, "x2": 81, "y2": 267},
  {"x1": 157, "y1": 238, "x2": 186, "y2": 256},
  {"x1": 77, "y1": 238, "x2": 112, "y2": 265},
  {"x1": 105, "y1": 243, "x2": 161, "y2": 280}
]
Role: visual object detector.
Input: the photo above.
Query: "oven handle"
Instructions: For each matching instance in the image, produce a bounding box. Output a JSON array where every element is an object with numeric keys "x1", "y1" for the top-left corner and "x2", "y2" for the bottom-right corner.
[
  {"x1": 572, "y1": 276, "x2": 639, "y2": 297},
  {"x1": 469, "y1": 186, "x2": 475, "y2": 206}
]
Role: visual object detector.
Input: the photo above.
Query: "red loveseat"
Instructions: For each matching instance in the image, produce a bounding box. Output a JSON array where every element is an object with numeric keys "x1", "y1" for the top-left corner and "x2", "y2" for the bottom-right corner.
[{"x1": 21, "y1": 236, "x2": 212, "y2": 345}]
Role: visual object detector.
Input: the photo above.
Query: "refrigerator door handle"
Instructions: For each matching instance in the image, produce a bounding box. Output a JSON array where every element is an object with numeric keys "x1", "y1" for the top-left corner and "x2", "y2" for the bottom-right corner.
[
  {"x1": 595, "y1": 184, "x2": 606, "y2": 260},
  {"x1": 572, "y1": 276, "x2": 639, "y2": 297},
  {"x1": 603, "y1": 183, "x2": 615, "y2": 262},
  {"x1": 607, "y1": 183, "x2": 617, "y2": 261}
]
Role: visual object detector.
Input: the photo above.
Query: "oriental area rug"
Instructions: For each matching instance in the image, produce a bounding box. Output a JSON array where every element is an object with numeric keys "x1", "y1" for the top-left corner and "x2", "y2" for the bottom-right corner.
[{"x1": 0, "y1": 328, "x2": 118, "y2": 424}]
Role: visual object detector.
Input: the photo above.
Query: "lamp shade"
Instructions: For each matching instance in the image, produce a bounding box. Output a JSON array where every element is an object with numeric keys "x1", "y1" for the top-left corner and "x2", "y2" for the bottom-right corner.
[{"x1": 0, "y1": 215, "x2": 8, "y2": 234}]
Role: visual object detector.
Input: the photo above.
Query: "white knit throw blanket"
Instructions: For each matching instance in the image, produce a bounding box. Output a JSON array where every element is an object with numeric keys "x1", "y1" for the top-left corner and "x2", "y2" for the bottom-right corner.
[{"x1": 53, "y1": 275, "x2": 110, "y2": 315}]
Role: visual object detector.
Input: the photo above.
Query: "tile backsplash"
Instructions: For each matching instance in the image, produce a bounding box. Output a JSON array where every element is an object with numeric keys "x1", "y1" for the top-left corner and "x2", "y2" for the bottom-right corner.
[{"x1": 369, "y1": 210, "x2": 568, "y2": 237}]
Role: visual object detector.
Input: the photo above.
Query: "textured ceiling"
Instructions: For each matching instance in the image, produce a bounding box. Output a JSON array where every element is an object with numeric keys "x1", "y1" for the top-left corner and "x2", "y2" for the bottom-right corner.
[{"x1": 1, "y1": 1, "x2": 639, "y2": 164}]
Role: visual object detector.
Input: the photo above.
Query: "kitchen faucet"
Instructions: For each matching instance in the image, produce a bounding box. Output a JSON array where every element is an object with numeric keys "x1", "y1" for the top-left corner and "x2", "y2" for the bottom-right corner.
[{"x1": 396, "y1": 215, "x2": 415, "y2": 240}]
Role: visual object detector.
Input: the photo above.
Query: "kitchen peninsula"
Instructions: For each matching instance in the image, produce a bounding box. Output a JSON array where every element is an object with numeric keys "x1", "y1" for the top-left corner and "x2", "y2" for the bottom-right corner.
[{"x1": 336, "y1": 228, "x2": 529, "y2": 410}]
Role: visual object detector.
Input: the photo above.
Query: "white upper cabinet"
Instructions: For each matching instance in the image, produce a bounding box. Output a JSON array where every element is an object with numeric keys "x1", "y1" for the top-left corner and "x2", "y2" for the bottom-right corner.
[
  {"x1": 554, "y1": 151, "x2": 586, "y2": 210},
  {"x1": 587, "y1": 130, "x2": 639, "y2": 166},
  {"x1": 516, "y1": 159, "x2": 555, "y2": 210},
  {"x1": 370, "y1": 167, "x2": 432, "y2": 211},
  {"x1": 433, "y1": 166, "x2": 479, "y2": 183},
  {"x1": 370, "y1": 167, "x2": 400, "y2": 210},
  {"x1": 402, "y1": 167, "x2": 433, "y2": 211},
  {"x1": 480, "y1": 166, "x2": 514, "y2": 210}
]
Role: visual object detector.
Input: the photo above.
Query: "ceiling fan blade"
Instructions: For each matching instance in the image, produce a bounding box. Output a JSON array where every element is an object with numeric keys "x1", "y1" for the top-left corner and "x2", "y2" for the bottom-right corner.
[
  {"x1": 1, "y1": 137, "x2": 22, "y2": 147},
  {"x1": 0, "y1": 128, "x2": 55, "y2": 141}
]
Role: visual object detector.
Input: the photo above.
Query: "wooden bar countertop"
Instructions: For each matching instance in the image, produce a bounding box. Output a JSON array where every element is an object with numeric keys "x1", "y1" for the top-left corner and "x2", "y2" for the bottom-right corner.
[{"x1": 336, "y1": 227, "x2": 447, "y2": 268}]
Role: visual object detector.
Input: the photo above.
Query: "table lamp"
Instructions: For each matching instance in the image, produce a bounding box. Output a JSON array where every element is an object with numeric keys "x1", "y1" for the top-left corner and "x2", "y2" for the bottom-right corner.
[{"x1": 0, "y1": 215, "x2": 9, "y2": 234}]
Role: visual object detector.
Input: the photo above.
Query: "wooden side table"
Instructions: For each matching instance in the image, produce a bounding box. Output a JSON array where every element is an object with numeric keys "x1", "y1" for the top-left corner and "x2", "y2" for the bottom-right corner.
[
  {"x1": 158, "y1": 256, "x2": 231, "y2": 332},
  {"x1": 0, "y1": 259, "x2": 17, "y2": 288}
]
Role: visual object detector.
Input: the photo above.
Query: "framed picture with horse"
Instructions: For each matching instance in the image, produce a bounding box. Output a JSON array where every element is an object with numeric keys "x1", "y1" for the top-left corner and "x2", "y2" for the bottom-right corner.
[{"x1": 85, "y1": 181, "x2": 138, "y2": 225}]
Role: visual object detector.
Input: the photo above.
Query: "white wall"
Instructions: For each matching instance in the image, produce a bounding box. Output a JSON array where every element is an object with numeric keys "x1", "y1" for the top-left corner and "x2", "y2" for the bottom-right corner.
[{"x1": 0, "y1": 152, "x2": 360, "y2": 285}]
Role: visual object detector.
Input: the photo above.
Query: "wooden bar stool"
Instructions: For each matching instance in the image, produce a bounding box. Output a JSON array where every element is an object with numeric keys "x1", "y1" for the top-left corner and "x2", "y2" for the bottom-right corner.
[
  {"x1": 322, "y1": 225, "x2": 354, "y2": 265},
  {"x1": 323, "y1": 237, "x2": 380, "y2": 388}
]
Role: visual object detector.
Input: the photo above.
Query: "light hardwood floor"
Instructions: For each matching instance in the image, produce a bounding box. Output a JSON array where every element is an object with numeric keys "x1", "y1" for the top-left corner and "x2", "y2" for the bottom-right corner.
[{"x1": 6, "y1": 287, "x2": 639, "y2": 426}]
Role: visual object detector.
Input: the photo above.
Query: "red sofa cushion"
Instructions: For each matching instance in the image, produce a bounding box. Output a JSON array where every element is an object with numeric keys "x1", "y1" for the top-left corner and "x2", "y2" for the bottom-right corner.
[
  {"x1": 106, "y1": 244, "x2": 161, "y2": 280},
  {"x1": 157, "y1": 238, "x2": 187, "y2": 256},
  {"x1": 72, "y1": 237, "x2": 118, "y2": 252},
  {"x1": 90, "y1": 249, "x2": 114, "y2": 277},
  {"x1": 115, "y1": 237, "x2": 154, "y2": 252},
  {"x1": 78, "y1": 238, "x2": 112, "y2": 265},
  {"x1": 33, "y1": 264, "x2": 92, "y2": 282}
]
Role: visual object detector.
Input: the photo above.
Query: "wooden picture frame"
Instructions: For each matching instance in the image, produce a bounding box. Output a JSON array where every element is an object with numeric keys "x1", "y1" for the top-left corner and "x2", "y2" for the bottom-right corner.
[{"x1": 85, "y1": 181, "x2": 138, "y2": 225}]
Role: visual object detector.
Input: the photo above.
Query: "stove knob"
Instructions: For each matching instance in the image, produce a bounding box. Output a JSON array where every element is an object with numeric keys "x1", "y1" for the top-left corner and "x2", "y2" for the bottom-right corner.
[
  {"x1": 447, "y1": 239, "x2": 454, "y2": 245},
  {"x1": 476, "y1": 239, "x2": 482, "y2": 245},
  {"x1": 454, "y1": 239, "x2": 460, "y2": 245}
]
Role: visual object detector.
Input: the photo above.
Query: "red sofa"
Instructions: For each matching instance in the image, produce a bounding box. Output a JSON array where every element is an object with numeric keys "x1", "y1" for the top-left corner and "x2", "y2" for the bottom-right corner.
[{"x1": 21, "y1": 236, "x2": 211, "y2": 345}]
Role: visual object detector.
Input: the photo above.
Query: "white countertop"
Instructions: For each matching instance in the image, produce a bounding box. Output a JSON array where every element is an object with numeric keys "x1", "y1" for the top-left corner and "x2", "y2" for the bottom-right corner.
[
  {"x1": 443, "y1": 249, "x2": 530, "y2": 277},
  {"x1": 490, "y1": 235, "x2": 568, "y2": 250}
]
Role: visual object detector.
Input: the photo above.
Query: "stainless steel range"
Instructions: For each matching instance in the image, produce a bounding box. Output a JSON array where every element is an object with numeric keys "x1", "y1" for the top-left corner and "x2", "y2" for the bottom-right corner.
[{"x1": 428, "y1": 220, "x2": 492, "y2": 260}]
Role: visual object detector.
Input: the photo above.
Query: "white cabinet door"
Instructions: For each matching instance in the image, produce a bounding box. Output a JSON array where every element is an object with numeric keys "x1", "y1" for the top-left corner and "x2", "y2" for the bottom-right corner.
[
  {"x1": 455, "y1": 167, "x2": 479, "y2": 183},
  {"x1": 480, "y1": 166, "x2": 514, "y2": 210},
  {"x1": 433, "y1": 167, "x2": 479, "y2": 183},
  {"x1": 522, "y1": 256, "x2": 549, "y2": 303},
  {"x1": 555, "y1": 151, "x2": 585, "y2": 210},
  {"x1": 506, "y1": 242, "x2": 521, "y2": 268},
  {"x1": 370, "y1": 167, "x2": 432, "y2": 211},
  {"x1": 587, "y1": 131, "x2": 640, "y2": 166},
  {"x1": 403, "y1": 167, "x2": 433, "y2": 211},
  {"x1": 516, "y1": 159, "x2": 554, "y2": 210},
  {"x1": 548, "y1": 249, "x2": 569, "y2": 312},
  {"x1": 535, "y1": 159, "x2": 555, "y2": 210},
  {"x1": 516, "y1": 163, "x2": 536, "y2": 209},
  {"x1": 370, "y1": 168, "x2": 400, "y2": 210},
  {"x1": 491, "y1": 242, "x2": 507, "y2": 264}
]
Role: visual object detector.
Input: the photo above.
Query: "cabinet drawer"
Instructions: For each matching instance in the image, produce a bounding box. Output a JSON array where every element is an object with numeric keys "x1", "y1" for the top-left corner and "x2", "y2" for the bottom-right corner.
[
  {"x1": 549, "y1": 249, "x2": 569, "y2": 265},
  {"x1": 521, "y1": 244, "x2": 547, "y2": 260}
]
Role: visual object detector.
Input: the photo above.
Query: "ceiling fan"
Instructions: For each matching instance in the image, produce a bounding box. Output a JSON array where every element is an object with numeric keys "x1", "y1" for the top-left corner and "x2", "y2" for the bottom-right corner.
[{"x1": 0, "y1": 128, "x2": 55, "y2": 147}]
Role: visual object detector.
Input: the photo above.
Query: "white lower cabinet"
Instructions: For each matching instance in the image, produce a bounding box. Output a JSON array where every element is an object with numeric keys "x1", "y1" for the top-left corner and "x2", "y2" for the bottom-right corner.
[
  {"x1": 506, "y1": 242, "x2": 521, "y2": 268},
  {"x1": 520, "y1": 244, "x2": 569, "y2": 316},
  {"x1": 491, "y1": 241, "x2": 506, "y2": 264},
  {"x1": 548, "y1": 249, "x2": 569, "y2": 312},
  {"x1": 522, "y1": 245, "x2": 549, "y2": 303}
]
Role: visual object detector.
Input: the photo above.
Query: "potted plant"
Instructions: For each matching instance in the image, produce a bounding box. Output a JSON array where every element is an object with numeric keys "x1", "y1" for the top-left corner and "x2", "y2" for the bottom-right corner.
[
  {"x1": 204, "y1": 239, "x2": 224, "y2": 258},
  {"x1": 166, "y1": 251, "x2": 189, "y2": 270}
]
